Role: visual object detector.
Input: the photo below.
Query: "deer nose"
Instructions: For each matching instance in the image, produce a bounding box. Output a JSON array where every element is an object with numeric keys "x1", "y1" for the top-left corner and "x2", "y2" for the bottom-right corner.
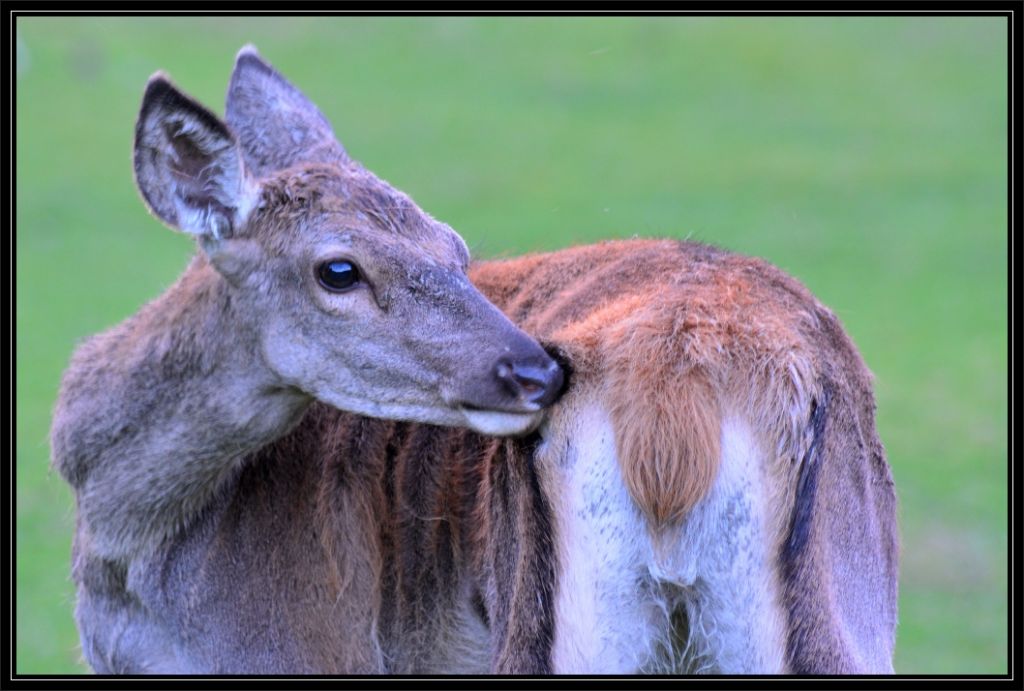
[{"x1": 494, "y1": 356, "x2": 564, "y2": 408}]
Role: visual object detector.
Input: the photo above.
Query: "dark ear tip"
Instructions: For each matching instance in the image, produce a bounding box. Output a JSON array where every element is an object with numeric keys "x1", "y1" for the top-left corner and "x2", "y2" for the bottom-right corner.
[
  {"x1": 143, "y1": 71, "x2": 174, "y2": 97},
  {"x1": 139, "y1": 72, "x2": 180, "y2": 122},
  {"x1": 137, "y1": 69, "x2": 234, "y2": 143},
  {"x1": 139, "y1": 72, "x2": 196, "y2": 123}
]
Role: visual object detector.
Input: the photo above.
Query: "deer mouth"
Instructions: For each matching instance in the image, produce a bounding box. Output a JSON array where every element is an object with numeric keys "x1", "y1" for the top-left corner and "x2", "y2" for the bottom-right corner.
[
  {"x1": 445, "y1": 344, "x2": 567, "y2": 437},
  {"x1": 457, "y1": 405, "x2": 546, "y2": 436}
]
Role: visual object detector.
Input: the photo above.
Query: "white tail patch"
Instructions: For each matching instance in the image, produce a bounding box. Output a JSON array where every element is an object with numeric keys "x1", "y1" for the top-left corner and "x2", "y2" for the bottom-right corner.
[
  {"x1": 651, "y1": 415, "x2": 788, "y2": 673},
  {"x1": 546, "y1": 400, "x2": 666, "y2": 673},
  {"x1": 545, "y1": 401, "x2": 788, "y2": 674}
]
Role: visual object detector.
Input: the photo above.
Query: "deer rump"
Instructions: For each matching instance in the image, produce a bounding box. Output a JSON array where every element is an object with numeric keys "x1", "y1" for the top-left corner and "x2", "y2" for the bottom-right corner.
[{"x1": 58, "y1": 47, "x2": 898, "y2": 675}]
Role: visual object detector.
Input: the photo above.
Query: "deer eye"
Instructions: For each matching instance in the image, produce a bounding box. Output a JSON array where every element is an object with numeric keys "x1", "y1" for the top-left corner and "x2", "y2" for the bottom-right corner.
[{"x1": 317, "y1": 260, "x2": 361, "y2": 293}]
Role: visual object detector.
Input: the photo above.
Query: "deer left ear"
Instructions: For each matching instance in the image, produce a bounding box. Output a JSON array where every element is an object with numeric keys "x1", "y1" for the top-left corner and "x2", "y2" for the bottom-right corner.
[{"x1": 133, "y1": 72, "x2": 260, "y2": 241}]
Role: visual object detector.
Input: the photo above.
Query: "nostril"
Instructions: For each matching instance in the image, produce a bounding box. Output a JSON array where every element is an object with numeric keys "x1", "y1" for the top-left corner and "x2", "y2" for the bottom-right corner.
[
  {"x1": 519, "y1": 380, "x2": 543, "y2": 395},
  {"x1": 495, "y1": 357, "x2": 564, "y2": 407}
]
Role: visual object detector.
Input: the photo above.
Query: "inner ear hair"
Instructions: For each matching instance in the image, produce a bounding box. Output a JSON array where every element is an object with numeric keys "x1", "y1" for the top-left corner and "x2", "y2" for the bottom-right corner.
[{"x1": 133, "y1": 73, "x2": 256, "y2": 239}]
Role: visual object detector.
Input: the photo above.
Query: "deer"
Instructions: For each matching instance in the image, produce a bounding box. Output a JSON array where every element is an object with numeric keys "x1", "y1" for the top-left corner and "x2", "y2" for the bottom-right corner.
[{"x1": 51, "y1": 47, "x2": 899, "y2": 675}]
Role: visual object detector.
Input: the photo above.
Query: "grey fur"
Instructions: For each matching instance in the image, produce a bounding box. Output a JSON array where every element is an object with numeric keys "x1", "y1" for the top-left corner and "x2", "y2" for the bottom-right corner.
[{"x1": 52, "y1": 48, "x2": 561, "y2": 674}]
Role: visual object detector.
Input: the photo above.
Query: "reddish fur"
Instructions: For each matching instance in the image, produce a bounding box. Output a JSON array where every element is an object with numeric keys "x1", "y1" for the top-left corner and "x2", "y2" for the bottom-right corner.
[{"x1": 470, "y1": 238, "x2": 827, "y2": 527}]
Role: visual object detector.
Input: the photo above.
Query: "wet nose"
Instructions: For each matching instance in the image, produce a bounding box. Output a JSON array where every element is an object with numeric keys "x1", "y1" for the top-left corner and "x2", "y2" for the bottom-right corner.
[{"x1": 494, "y1": 355, "x2": 564, "y2": 408}]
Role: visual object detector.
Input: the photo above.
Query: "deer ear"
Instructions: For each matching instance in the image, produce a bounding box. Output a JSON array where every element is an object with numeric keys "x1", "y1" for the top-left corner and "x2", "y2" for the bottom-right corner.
[
  {"x1": 133, "y1": 73, "x2": 259, "y2": 240},
  {"x1": 225, "y1": 44, "x2": 348, "y2": 178}
]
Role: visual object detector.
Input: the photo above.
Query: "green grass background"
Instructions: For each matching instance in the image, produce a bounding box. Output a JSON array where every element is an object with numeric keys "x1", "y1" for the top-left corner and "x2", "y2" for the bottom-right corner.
[{"x1": 15, "y1": 17, "x2": 1008, "y2": 674}]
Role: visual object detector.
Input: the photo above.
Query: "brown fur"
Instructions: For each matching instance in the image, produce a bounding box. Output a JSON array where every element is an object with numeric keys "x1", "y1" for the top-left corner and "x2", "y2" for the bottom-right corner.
[
  {"x1": 472, "y1": 240, "x2": 895, "y2": 672},
  {"x1": 53, "y1": 47, "x2": 897, "y2": 675},
  {"x1": 470, "y1": 238, "x2": 824, "y2": 528},
  {"x1": 105, "y1": 237, "x2": 890, "y2": 674}
]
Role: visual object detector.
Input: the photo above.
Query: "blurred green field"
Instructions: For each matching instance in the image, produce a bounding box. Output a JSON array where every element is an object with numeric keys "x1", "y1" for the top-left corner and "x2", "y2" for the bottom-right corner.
[{"x1": 15, "y1": 17, "x2": 1007, "y2": 675}]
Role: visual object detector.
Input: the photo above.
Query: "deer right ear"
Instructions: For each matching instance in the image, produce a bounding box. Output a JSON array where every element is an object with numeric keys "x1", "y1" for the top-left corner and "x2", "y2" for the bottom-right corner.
[
  {"x1": 133, "y1": 73, "x2": 259, "y2": 241},
  {"x1": 225, "y1": 45, "x2": 348, "y2": 178}
]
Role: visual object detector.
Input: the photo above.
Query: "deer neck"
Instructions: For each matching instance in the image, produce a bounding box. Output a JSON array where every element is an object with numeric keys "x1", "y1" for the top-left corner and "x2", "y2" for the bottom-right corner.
[
  {"x1": 127, "y1": 254, "x2": 313, "y2": 452},
  {"x1": 56, "y1": 254, "x2": 312, "y2": 560}
]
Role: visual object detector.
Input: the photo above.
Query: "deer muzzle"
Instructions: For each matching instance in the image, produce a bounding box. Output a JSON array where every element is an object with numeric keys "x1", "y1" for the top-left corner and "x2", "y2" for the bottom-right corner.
[
  {"x1": 450, "y1": 340, "x2": 566, "y2": 436},
  {"x1": 493, "y1": 355, "x2": 564, "y2": 409}
]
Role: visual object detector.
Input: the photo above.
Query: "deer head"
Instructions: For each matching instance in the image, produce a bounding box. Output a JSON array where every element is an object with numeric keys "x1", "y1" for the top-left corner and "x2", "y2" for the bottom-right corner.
[{"x1": 132, "y1": 47, "x2": 563, "y2": 436}]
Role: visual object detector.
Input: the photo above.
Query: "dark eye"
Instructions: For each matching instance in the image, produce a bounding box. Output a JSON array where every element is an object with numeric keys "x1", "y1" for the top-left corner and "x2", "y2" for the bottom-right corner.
[{"x1": 317, "y1": 260, "x2": 361, "y2": 293}]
